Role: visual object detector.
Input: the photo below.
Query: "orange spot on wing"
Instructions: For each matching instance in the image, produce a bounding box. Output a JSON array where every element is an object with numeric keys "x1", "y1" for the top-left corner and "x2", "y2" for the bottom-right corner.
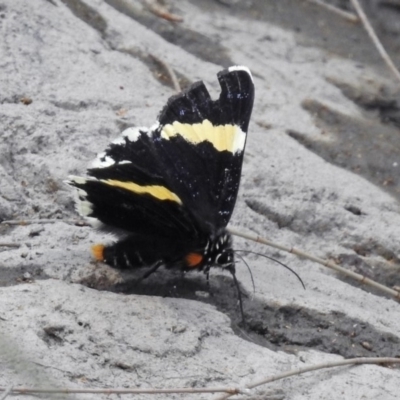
[
  {"x1": 185, "y1": 252, "x2": 203, "y2": 268},
  {"x1": 91, "y1": 244, "x2": 105, "y2": 261}
]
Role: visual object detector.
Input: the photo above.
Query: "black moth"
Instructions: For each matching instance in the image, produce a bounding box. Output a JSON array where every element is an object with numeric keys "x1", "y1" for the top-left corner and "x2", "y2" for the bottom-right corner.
[{"x1": 67, "y1": 66, "x2": 254, "y2": 312}]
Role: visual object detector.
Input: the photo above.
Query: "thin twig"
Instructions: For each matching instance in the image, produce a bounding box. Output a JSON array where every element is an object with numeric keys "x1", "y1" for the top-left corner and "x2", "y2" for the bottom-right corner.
[
  {"x1": 227, "y1": 227, "x2": 400, "y2": 301},
  {"x1": 3, "y1": 217, "x2": 399, "y2": 301},
  {"x1": 3, "y1": 358, "x2": 395, "y2": 398},
  {"x1": 1, "y1": 219, "x2": 90, "y2": 226},
  {"x1": 247, "y1": 357, "x2": 400, "y2": 388},
  {"x1": 214, "y1": 357, "x2": 400, "y2": 400},
  {"x1": 0, "y1": 386, "x2": 241, "y2": 395},
  {"x1": 0, "y1": 243, "x2": 20, "y2": 248},
  {"x1": 306, "y1": 0, "x2": 358, "y2": 22},
  {"x1": 150, "y1": 54, "x2": 181, "y2": 92},
  {"x1": 349, "y1": 0, "x2": 400, "y2": 82},
  {"x1": 144, "y1": 0, "x2": 183, "y2": 22},
  {"x1": 0, "y1": 386, "x2": 13, "y2": 400}
]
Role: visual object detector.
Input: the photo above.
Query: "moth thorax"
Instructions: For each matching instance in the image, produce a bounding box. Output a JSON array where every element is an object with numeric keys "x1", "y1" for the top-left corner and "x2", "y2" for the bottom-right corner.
[{"x1": 205, "y1": 233, "x2": 234, "y2": 269}]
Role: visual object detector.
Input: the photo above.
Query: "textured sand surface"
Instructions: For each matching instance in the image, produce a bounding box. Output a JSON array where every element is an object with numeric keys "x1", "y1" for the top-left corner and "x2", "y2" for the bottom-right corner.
[{"x1": 1, "y1": 1, "x2": 400, "y2": 398}]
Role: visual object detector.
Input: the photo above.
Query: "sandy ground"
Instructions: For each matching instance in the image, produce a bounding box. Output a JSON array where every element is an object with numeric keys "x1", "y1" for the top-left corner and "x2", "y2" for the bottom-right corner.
[{"x1": 1, "y1": 0, "x2": 400, "y2": 399}]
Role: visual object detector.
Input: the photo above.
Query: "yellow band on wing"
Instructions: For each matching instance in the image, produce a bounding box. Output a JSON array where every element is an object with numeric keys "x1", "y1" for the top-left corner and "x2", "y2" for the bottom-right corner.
[
  {"x1": 161, "y1": 119, "x2": 245, "y2": 153},
  {"x1": 102, "y1": 179, "x2": 182, "y2": 204}
]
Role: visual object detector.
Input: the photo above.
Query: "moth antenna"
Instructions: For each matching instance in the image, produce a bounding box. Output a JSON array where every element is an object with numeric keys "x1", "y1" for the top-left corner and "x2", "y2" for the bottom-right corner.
[
  {"x1": 235, "y1": 250, "x2": 306, "y2": 290},
  {"x1": 233, "y1": 251, "x2": 256, "y2": 293}
]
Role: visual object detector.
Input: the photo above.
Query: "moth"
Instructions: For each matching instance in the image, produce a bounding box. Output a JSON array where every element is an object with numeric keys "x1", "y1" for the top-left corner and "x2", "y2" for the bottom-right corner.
[{"x1": 67, "y1": 66, "x2": 254, "y2": 305}]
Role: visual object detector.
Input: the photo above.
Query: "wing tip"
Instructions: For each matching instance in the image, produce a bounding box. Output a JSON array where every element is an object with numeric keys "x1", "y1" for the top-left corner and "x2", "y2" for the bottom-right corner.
[{"x1": 227, "y1": 65, "x2": 253, "y2": 81}]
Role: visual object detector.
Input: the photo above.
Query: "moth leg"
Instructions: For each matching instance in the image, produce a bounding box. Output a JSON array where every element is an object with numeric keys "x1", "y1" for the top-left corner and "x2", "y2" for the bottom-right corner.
[
  {"x1": 202, "y1": 268, "x2": 214, "y2": 297},
  {"x1": 136, "y1": 261, "x2": 163, "y2": 281},
  {"x1": 229, "y1": 269, "x2": 246, "y2": 326},
  {"x1": 206, "y1": 270, "x2": 211, "y2": 292}
]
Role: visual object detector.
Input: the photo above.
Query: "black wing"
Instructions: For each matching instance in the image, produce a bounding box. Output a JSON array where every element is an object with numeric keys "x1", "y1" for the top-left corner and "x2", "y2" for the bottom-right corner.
[
  {"x1": 67, "y1": 66, "x2": 254, "y2": 239},
  {"x1": 152, "y1": 66, "x2": 254, "y2": 234},
  {"x1": 67, "y1": 129, "x2": 200, "y2": 240}
]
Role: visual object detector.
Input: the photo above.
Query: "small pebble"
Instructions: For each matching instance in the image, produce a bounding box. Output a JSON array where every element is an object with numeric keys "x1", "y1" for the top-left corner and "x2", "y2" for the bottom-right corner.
[
  {"x1": 23, "y1": 272, "x2": 32, "y2": 280},
  {"x1": 361, "y1": 341, "x2": 372, "y2": 351}
]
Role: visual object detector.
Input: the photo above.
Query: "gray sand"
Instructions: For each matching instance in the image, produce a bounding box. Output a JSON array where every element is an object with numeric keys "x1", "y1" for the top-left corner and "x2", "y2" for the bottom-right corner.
[{"x1": 1, "y1": 1, "x2": 399, "y2": 398}]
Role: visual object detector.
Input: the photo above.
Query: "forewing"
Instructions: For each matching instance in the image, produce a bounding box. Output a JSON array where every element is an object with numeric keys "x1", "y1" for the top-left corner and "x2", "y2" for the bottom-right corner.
[
  {"x1": 67, "y1": 66, "x2": 254, "y2": 239},
  {"x1": 153, "y1": 66, "x2": 254, "y2": 232},
  {"x1": 67, "y1": 127, "x2": 200, "y2": 240}
]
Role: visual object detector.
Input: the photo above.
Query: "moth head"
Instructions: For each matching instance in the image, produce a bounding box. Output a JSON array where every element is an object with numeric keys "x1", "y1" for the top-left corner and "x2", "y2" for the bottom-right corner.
[
  {"x1": 208, "y1": 233, "x2": 235, "y2": 271},
  {"x1": 215, "y1": 248, "x2": 234, "y2": 270}
]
